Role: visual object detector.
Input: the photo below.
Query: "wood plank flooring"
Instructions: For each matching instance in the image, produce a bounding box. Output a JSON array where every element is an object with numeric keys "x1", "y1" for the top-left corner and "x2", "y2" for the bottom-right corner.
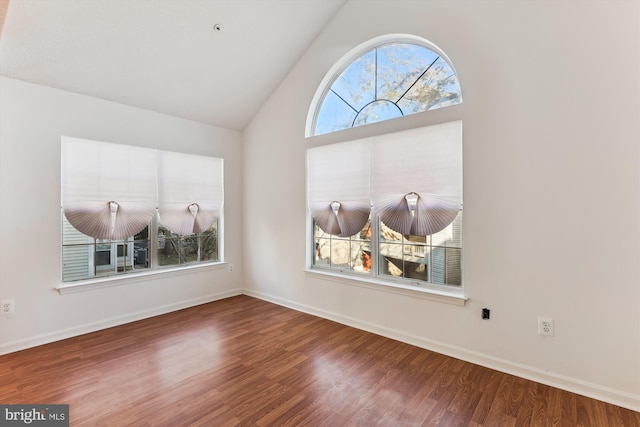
[{"x1": 0, "y1": 295, "x2": 638, "y2": 426}]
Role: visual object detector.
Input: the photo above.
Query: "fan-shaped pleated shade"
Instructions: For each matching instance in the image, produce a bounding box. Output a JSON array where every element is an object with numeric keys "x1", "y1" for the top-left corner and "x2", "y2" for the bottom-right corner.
[
  {"x1": 157, "y1": 151, "x2": 223, "y2": 236},
  {"x1": 61, "y1": 137, "x2": 157, "y2": 240},
  {"x1": 307, "y1": 139, "x2": 371, "y2": 237},
  {"x1": 371, "y1": 121, "x2": 462, "y2": 236}
]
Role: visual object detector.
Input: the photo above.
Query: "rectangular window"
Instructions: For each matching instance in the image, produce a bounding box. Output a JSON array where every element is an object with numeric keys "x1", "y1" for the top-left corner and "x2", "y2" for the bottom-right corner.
[
  {"x1": 60, "y1": 136, "x2": 223, "y2": 283},
  {"x1": 312, "y1": 211, "x2": 462, "y2": 288},
  {"x1": 308, "y1": 121, "x2": 462, "y2": 290}
]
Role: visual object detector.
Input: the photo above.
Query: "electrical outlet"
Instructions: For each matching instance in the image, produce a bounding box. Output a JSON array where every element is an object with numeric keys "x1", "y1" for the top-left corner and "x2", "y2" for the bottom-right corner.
[
  {"x1": 538, "y1": 317, "x2": 554, "y2": 336},
  {"x1": 228, "y1": 264, "x2": 234, "y2": 272},
  {"x1": 1, "y1": 299, "x2": 15, "y2": 315}
]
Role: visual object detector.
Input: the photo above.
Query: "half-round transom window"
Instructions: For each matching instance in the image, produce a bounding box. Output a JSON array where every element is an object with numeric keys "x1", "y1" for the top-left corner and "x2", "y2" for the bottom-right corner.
[{"x1": 308, "y1": 36, "x2": 462, "y2": 136}]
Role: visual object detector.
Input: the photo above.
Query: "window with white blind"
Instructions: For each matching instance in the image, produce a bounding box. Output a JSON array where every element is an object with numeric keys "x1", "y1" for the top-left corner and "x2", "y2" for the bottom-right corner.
[
  {"x1": 61, "y1": 136, "x2": 223, "y2": 282},
  {"x1": 306, "y1": 35, "x2": 463, "y2": 294},
  {"x1": 307, "y1": 121, "x2": 462, "y2": 290}
]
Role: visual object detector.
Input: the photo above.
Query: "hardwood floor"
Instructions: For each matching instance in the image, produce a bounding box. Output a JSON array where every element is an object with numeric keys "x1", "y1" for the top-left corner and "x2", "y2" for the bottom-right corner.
[{"x1": 0, "y1": 295, "x2": 638, "y2": 426}]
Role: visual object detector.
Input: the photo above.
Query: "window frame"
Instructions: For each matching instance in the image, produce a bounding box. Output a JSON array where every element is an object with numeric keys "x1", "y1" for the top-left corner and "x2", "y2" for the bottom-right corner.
[
  {"x1": 309, "y1": 208, "x2": 464, "y2": 298},
  {"x1": 305, "y1": 33, "x2": 462, "y2": 138},
  {"x1": 305, "y1": 35, "x2": 466, "y2": 305},
  {"x1": 59, "y1": 138, "x2": 225, "y2": 292},
  {"x1": 58, "y1": 210, "x2": 225, "y2": 294}
]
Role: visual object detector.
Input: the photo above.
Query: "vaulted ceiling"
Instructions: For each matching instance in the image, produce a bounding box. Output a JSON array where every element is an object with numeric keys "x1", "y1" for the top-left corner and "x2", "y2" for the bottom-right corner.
[{"x1": 0, "y1": 0, "x2": 346, "y2": 130}]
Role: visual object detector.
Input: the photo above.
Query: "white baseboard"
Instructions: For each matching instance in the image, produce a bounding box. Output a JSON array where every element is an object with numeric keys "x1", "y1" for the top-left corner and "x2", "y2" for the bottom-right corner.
[
  {"x1": 3, "y1": 287, "x2": 637, "y2": 412},
  {"x1": 0, "y1": 289, "x2": 242, "y2": 356},
  {"x1": 244, "y1": 289, "x2": 640, "y2": 412}
]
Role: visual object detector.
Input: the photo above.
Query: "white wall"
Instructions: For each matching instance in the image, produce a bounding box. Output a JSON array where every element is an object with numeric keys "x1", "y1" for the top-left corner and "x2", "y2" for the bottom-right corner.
[
  {"x1": 0, "y1": 77, "x2": 243, "y2": 353},
  {"x1": 243, "y1": 0, "x2": 640, "y2": 410}
]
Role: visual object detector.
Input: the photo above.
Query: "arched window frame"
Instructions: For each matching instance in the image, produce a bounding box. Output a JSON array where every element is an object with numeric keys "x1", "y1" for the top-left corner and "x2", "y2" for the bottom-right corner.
[
  {"x1": 305, "y1": 34, "x2": 462, "y2": 137},
  {"x1": 305, "y1": 34, "x2": 465, "y2": 303}
]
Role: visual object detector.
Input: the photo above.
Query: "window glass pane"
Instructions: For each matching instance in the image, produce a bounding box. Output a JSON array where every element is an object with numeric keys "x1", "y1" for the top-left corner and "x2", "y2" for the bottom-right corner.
[
  {"x1": 430, "y1": 246, "x2": 446, "y2": 284},
  {"x1": 62, "y1": 244, "x2": 94, "y2": 281},
  {"x1": 313, "y1": 40, "x2": 462, "y2": 136},
  {"x1": 64, "y1": 211, "x2": 155, "y2": 281},
  {"x1": 358, "y1": 220, "x2": 372, "y2": 241},
  {"x1": 350, "y1": 240, "x2": 370, "y2": 272},
  {"x1": 445, "y1": 248, "x2": 462, "y2": 286},
  {"x1": 353, "y1": 100, "x2": 403, "y2": 127},
  {"x1": 313, "y1": 219, "x2": 371, "y2": 273},
  {"x1": 315, "y1": 237, "x2": 331, "y2": 267},
  {"x1": 380, "y1": 241, "x2": 429, "y2": 281},
  {"x1": 403, "y1": 241, "x2": 427, "y2": 261},
  {"x1": 377, "y1": 214, "x2": 460, "y2": 286},
  {"x1": 157, "y1": 220, "x2": 218, "y2": 267},
  {"x1": 62, "y1": 214, "x2": 91, "y2": 245},
  {"x1": 403, "y1": 259, "x2": 428, "y2": 281},
  {"x1": 200, "y1": 221, "x2": 219, "y2": 262},
  {"x1": 431, "y1": 211, "x2": 462, "y2": 248},
  {"x1": 330, "y1": 50, "x2": 376, "y2": 112},
  {"x1": 397, "y1": 58, "x2": 461, "y2": 113},
  {"x1": 133, "y1": 226, "x2": 150, "y2": 269},
  {"x1": 376, "y1": 43, "x2": 440, "y2": 102},
  {"x1": 357, "y1": 244, "x2": 372, "y2": 272},
  {"x1": 329, "y1": 236, "x2": 351, "y2": 270},
  {"x1": 315, "y1": 90, "x2": 358, "y2": 135},
  {"x1": 352, "y1": 219, "x2": 371, "y2": 272},
  {"x1": 119, "y1": 247, "x2": 133, "y2": 272},
  {"x1": 158, "y1": 235, "x2": 184, "y2": 267},
  {"x1": 96, "y1": 241, "x2": 111, "y2": 252},
  {"x1": 94, "y1": 243, "x2": 111, "y2": 267},
  {"x1": 182, "y1": 235, "x2": 200, "y2": 263},
  {"x1": 380, "y1": 221, "x2": 402, "y2": 242},
  {"x1": 429, "y1": 246, "x2": 462, "y2": 286},
  {"x1": 379, "y1": 242, "x2": 404, "y2": 277},
  {"x1": 404, "y1": 234, "x2": 428, "y2": 244}
]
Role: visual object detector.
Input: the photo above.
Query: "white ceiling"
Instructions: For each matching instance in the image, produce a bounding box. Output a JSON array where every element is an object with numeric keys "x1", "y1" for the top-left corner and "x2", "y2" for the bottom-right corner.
[{"x1": 0, "y1": 0, "x2": 346, "y2": 130}]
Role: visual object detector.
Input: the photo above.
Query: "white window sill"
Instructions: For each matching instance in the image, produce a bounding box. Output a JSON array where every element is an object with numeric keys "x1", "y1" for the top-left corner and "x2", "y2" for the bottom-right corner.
[
  {"x1": 304, "y1": 269, "x2": 467, "y2": 306},
  {"x1": 57, "y1": 262, "x2": 227, "y2": 295}
]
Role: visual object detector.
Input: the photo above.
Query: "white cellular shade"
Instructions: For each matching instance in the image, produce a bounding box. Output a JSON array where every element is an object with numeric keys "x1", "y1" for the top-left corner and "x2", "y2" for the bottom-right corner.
[
  {"x1": 61, "y1": 137, "x2": 157, "y2": 240},
  {"x1": 157, "y1": 151, "x2": 223, "y2": 236},
  {"x1": 371, "y1": 121, "x2": 462, "y2": 236},
  {"x1": 307, "y1": 139, "x2": 371, "y2": 237}
]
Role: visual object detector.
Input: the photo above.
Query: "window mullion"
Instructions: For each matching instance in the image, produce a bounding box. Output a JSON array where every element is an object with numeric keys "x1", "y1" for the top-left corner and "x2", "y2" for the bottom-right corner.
[
  {"x1": 197, "y1": 234, "x2": 202, "y2": 263},
  {"x1": 428, "y1": 235, "x2": 432, "y2": 284},
  {"x1": 370, "y1": 209, "x2": 380, "y2": 280},
  {"x1": 149, "y1": 212, "x2": 159, "y2": 270}
]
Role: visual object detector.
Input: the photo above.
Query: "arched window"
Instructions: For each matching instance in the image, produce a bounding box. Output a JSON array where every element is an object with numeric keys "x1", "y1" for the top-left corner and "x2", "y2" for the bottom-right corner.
[
  {"x1": 307, "y1": 35, "x2": 462, "y2": 136},
  {"x1": 306, "y1": 35, "x2": 464, "y2": 297}
]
